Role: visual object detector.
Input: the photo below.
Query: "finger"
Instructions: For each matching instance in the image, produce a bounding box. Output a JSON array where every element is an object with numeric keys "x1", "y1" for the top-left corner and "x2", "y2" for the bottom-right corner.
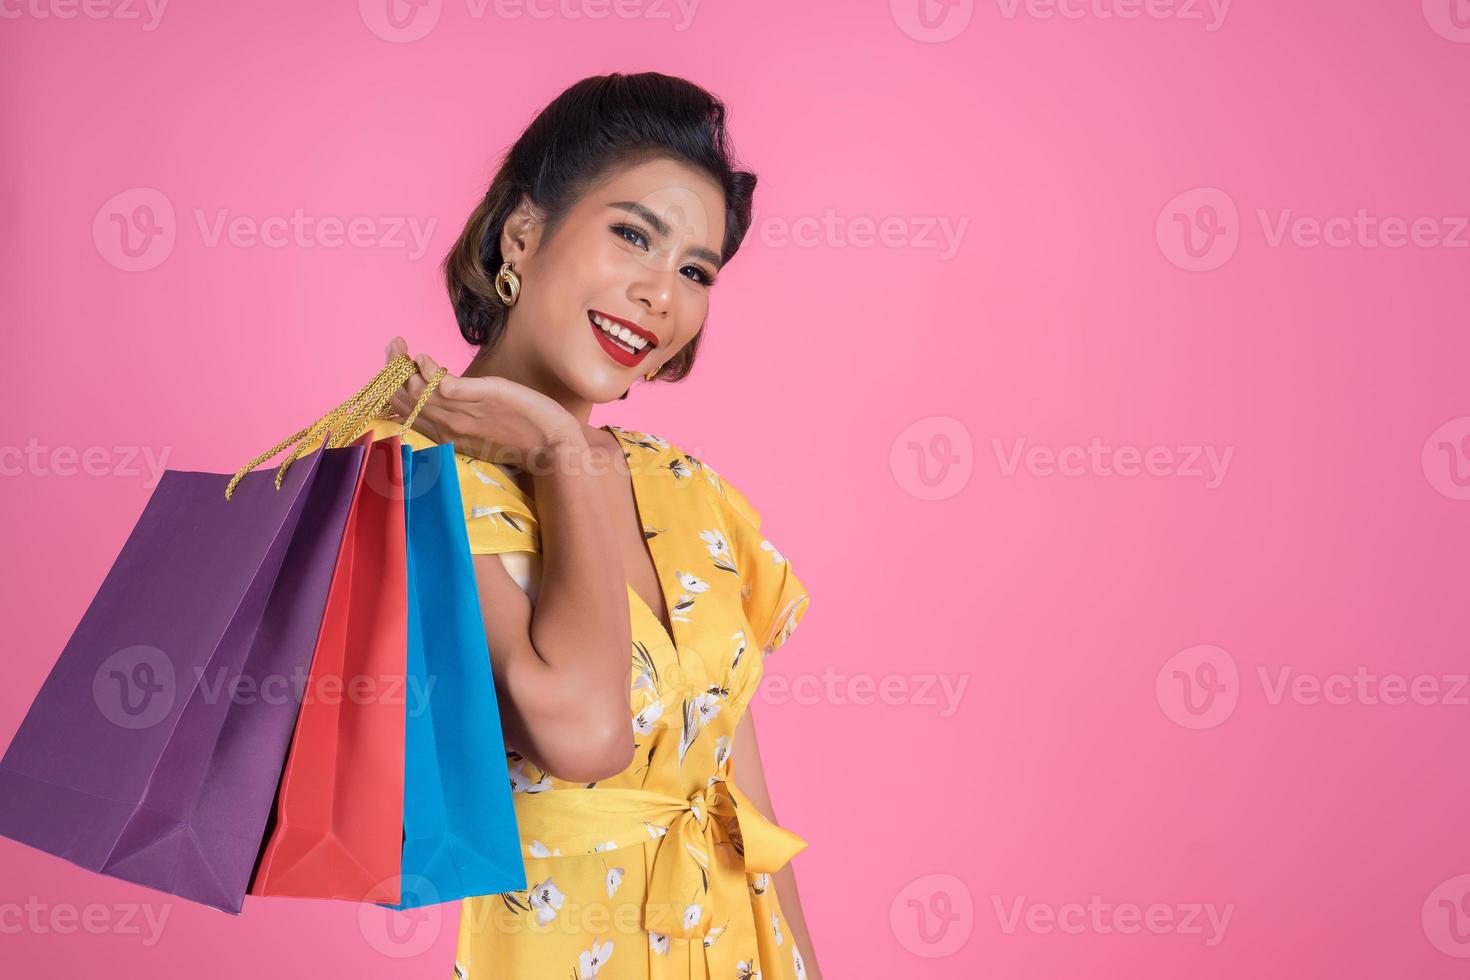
[
  {"x1": 397, "y1": 370, "x2": 425, "y2": 410},
  {"x1": 384, "y1": 363, "x2": 420, "y2": 416}
]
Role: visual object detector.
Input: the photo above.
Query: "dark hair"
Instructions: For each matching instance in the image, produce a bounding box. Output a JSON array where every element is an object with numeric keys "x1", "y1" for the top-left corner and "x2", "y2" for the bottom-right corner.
[{"x1": 443, "y1": 72, "x2": 758, "y2": 397}]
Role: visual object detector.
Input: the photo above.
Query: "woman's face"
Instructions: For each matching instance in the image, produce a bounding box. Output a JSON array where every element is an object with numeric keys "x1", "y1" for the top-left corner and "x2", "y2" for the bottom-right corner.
[{"x1": 499, "y1": 156, "x2": 727, "y2": 404}]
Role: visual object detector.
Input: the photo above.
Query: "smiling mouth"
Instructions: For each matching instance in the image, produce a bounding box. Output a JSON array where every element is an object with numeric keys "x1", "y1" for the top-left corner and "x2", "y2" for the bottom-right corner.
[{"x1": 588, "y1": 310, "x2": 658, "y2": 355}]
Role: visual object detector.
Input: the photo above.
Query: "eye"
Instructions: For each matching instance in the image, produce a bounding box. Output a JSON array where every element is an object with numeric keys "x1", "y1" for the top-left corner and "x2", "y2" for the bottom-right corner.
[
  {"x1": 610, "y1": 224, "x2": 718, "y2": 287},
  {"x1": 611, "y1": 223, "x2": 649, "y2": 250},
  {"x1": 683, "y1": 264, "x2": 717, "y2": 286}
]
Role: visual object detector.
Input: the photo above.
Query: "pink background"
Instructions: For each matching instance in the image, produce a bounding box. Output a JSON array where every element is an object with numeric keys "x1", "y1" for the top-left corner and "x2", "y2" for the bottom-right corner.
[{"x1": 4, "y1": 1, "x2": 1470, "y2": 976}]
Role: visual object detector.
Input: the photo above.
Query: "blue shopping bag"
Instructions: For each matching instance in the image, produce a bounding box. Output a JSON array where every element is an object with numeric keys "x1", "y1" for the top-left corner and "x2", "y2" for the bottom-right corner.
[{"x1": 383, "y1": 442, "x2": 527, "y2": 910}]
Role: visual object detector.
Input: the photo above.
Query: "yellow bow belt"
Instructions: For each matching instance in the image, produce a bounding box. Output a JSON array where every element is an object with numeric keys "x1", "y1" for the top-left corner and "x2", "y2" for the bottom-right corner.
[{"x1": 510, "y1": 776, "x2": 807, "y2": 940}]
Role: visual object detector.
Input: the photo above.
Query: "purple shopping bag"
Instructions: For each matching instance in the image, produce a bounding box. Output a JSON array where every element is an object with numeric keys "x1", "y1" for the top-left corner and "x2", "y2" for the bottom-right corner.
[{"x1": 0, "y1": 438, "x2": 365, "y2": 914}]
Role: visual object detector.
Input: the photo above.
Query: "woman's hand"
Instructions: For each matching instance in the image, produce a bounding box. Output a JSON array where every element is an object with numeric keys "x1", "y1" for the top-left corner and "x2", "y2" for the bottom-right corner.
[{"x1": 382, "y1": 336, "x2": 584, "y2": 470}]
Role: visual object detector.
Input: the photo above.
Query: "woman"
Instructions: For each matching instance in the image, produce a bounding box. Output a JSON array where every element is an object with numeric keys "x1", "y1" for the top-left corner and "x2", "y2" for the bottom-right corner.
[{"x1": 374, "y1": 72, "x2": 820, "y2": 979}]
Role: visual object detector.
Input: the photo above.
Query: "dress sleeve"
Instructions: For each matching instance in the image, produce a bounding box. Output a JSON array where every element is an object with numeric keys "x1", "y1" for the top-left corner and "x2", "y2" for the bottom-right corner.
[
  {"x1": 450, "y1": 454, "x2": 540, "y2": 557},
  {"x1": 702, "y1": 463, "x2": 812, "y2": 656}
]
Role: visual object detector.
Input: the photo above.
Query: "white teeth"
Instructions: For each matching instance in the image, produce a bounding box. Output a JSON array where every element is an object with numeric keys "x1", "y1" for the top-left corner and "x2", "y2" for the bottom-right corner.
[{"x1": 591, "y1": 313, "x2": 648, "y2": 351}]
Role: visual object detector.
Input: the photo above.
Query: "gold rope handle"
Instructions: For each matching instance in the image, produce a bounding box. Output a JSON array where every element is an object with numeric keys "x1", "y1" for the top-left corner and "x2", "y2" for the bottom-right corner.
[{"x1": 224, "y1": 353, "x2": 448, "y2": 500}]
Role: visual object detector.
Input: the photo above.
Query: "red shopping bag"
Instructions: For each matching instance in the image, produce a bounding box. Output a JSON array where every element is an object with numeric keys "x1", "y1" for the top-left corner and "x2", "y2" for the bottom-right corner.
[{"x1": 248, "y1": 431, "x2": 409, "y2": 903}]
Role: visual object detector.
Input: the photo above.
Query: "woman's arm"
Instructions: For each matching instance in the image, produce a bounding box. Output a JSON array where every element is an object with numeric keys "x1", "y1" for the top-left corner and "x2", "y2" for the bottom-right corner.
[
  {"x1": 385, "y1": 342, "x2": 636, "y2": 783},
  {"x1": 733, "y1": 704, "x2": 824, "y2": 980},
  {"x1": 468, "y1": 435, "x2": 636, "y2": 784}
]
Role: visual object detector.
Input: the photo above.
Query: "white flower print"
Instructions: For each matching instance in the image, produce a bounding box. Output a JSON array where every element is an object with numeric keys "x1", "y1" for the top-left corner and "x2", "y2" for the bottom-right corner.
[
  {"x1": 453, "y1": 961, "x2": 468, "y2": 980},
  {"x1": 736, "y1": 961, "x2": 761, "y2": 980},
  {"x1": 643, "y1": 821, "x2": 669, "y2": 839},
  {"x1": 465, "y1": 463, "x2": 496, "y2": 485},
  {"x1": 714, "y1": 734, "x2": 731, "y2": 771},
  {"x1": 592, "y1": 840, "x2": 619, "y2": 853},
  {"x1": 699, "y1": 528, "x2": 737, "y2": 573},
  {"x1": 648, "y1": 932, "x2": 670, "y2": 956},
  {"x1": 692, "y1": 692, "x2": 722, "y2": 725},
  {"x1": 677, "y1": 570, "x2": 711, "y2": 594},
  {"x1": 682, "y1": 903, "x2": 704, "y2": 930},
  {"x1": 615, "y1": 427, "x2": 669, "y2": 455},
  {"x1": 528, "y1": 877, "x2": 565, "y2": 925},
  {"x1": 678, "y1": 698, "x2": 700, "y2": 764},
  {"x1": 468, "y1": 505, "x2": 530, "y2": 537},
  {"x1": 762, "y1": 594, "x2": 809, "y2": 657},
  {"x1": 577, "y1": 938, "x2": 613, "y2": 978},
  {"x1": 632, "y1": 699, "x2": 665, "y2": 736},
  {"x1": 702, "y1": 922, "x2": 726, "y2": 948},
  {"x1": 632, "y1": 643, "x2": 661, "y2": 698},
  {"x1": 759, "y1": 538, "x2": 786, "y2": 564},
  {"x1": 793, "y1": 945, "x2": 807, "y2": 979},
  {"x1": 509, "y1": 759, "x2": 551, "y2": 794},
  {"x1": 668, "y1": 456, "x2": 692, "y2": 479},
  {"x1": 528, "y1": 839, "x2": 562, "y2": 858},
  {"x1": 668, "y1": 570, "x2": 711, "y2": 623},
  {"x1": 678, "y1": 689, "x2": 726, "y2": 765},
  {"x1": 605, "y1": 866, "x2": 624, "y2": 898},
  {"x1": 751, "y1": 872, "x2": 770, "y2": 895},
  {"x1": 730, "y1": 630, "x2": 748, "y2": 674},
  {"x1": 772, "y1": 911, "x2": 783, "y2": 945}
]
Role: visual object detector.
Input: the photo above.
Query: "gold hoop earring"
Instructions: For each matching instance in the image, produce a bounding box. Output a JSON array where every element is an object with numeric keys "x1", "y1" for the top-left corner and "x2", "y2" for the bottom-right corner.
[
  {"x1": 643, "y1": 366, "x2": 658, "y2": 382},
  {"x1": 494, "y1": 261, "x2": 521, "y2": 306}
]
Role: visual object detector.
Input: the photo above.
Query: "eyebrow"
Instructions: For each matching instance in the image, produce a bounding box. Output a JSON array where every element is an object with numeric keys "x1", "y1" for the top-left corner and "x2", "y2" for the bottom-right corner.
[{"x1": 609, "y1": 201, "x2": 724, "y2": 268}]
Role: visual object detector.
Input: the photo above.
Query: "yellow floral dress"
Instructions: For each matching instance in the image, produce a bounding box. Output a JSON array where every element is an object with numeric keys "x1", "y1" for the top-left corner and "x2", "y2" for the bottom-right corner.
[{"x1": 355, "y1": 418, "x2": 814, "y2": 979}]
